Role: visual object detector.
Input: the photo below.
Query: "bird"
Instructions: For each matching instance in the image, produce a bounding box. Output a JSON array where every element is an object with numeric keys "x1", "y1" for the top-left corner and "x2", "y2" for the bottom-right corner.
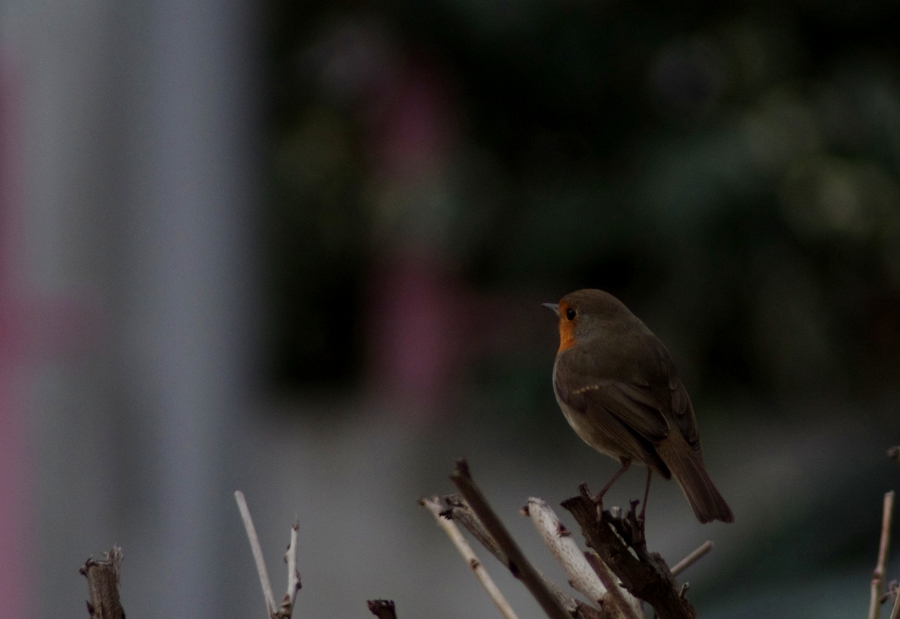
[{"x1": 545, "y1": 288, "x2": 733, "y2": 524}]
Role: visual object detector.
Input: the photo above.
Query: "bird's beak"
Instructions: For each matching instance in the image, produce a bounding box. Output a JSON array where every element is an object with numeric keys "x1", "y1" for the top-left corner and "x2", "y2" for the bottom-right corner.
[{"x1": 543, "y1": 302, "x2": 560, "y2": 317}]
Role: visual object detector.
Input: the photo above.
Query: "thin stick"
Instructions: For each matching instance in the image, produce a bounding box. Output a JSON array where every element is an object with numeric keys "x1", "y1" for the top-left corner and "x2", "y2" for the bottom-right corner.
[
  {"x1": 235, "y1": 490, "x2": 277, "y2": 617},
  {"x1": 439, "y1": 496, "x2": 603, "y2": 619},
  {"x1": 870, "y1": 491, "x2": 895, "y2": 619},
  {"x1": 450, "y1": 460, "x2": 573, "y2": 619},
  {"x1": 442, "y1": 494, "x2": 505, "y2": 560},
  {"x1": 671, "y1": 542, "x2": 713, "y2": 577},
  {"x1": 562, "y1": 489, "x2": 697, "y2": 619},
  {"x1": 80, "y1": 546, "x2": 125, "y2": 619},
  {"x1": 891, "y1": 583, "x2": 900, "y2": 619},
  {"x1": 523, "y1": 498, "x2": 608, "y2": 603},
  {"x1": 276, "y1": 522, "x2": 301, "y2": 619},
  {"x1": 583, "y1": 551, "x2": 644, "y2": 619},
  {"x1": 422, "y1": 497, "x2": 521, "y2": 619}
]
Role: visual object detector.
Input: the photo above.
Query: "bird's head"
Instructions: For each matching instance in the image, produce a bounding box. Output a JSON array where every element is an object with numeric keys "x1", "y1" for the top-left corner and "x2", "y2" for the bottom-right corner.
[{"x1": 544, "y1": 289, "x2": 632, "y2": 353}]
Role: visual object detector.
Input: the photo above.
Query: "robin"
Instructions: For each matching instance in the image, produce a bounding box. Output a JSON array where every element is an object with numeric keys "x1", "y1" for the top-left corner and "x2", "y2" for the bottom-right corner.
[{"x1": 545, "y1": 289, "x2": 733, "y2": 524}]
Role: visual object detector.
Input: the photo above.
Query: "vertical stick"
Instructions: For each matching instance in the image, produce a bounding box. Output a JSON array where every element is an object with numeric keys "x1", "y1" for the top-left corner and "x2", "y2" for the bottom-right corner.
[
  {"x1": 235, "y1": 491, "x2": 277, "y2": 617},
  {"x1": 277, "y1": 522, "x2": 301, "y2": 619},
  {"x1": 451, "y1": 460, "x2": 573, "y2": 619},
  {"x1": 80, "y1": 547, "x2": 125, "y2": 619},
  {"x1": 890, "y1": 584, "x2": 900, "y2": 619},
  {"x1": 870, "y1": 491, "x2": 895, "y2": 619},
  {"x1": 421, "y1": 497, "x2": 521, "y2": 619}
]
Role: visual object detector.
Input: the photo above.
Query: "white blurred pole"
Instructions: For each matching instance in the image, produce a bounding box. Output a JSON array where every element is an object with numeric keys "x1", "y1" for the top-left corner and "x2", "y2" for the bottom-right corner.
[{"x1": 125, "y1": 0, "x2": 260, "y2": 616}]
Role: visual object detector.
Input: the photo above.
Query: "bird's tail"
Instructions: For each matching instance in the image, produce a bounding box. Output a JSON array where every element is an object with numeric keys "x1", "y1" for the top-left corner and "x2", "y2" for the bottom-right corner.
[{"x1": 656, "y1": 432, "x2": 734, "y2": 524}]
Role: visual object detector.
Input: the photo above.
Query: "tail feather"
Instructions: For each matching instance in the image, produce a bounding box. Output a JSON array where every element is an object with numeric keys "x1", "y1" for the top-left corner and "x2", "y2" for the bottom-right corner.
[{"x1": 656, "y1": 432, "x2": 734, "y2": 524}]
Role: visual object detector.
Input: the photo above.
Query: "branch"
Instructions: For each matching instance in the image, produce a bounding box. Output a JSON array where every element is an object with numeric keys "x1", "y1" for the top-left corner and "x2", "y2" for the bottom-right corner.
[
  {"x1": 884, "y1": 449, "x2": 900, "y2": 619},
  {"x1": 80, "y1": 546, "x2": 125, "y2": 619},
  {"x1": 671, "y1": 542, "x2": 713, "y2": 577},
  {"x1": 450, "y1": 459, "x2": 576, "y2": 619},
  {"x1": 891, "y1": 582, "x2": 900, "y2": 619},
  {"x1": 870, "y1": 491, "x2": 895, "y2": 619},
  {"x1": 367, "y1": 600, "x2": 397, "y2": 619},
  {"x1": 275, "y1": 522, "x2": 302, "y2": 619},
  {"x1": 440, "y1": 494, "x2": 599, "y2": 618},
  {"x1": 583, "y1": 552, "x2": 644, "y2": 619},
  {"x1": 235, "y1": 491, "x2": 301, "y2": 619},
  {"x1": 441, "y1": 494, "x2": 505, "y2": 561},
  {"x1": 561, "y1": 487, "x2": 696, "y2": 619},
  {"x1": 421, "y1": 496, "x2": 521, "y2": 619},
  {"x1": 522, "y1": 498, "x2": 607, "y2": 602},
  {"x1": 523, "y1": 498, "x2": 643, "y2": 619},
  {"x1": 236, "y1": 491, "x2": 278, "y2": 617}
]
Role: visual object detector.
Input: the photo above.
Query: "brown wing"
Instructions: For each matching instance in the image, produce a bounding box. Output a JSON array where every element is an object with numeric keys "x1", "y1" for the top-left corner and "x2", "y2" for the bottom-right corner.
[
  {"x1": 554, "y1": 327, "x2": 704, "y2": 454},
  {"x1": 669, "y1": 375, "x2": 701, "y2": 456},
  {"x1": 651, "y1": 331, "x2": 702, "y2": 457},
  {"x1": 601, "y1": 381, "x2": 669, "y2": 439},
  {"x1": 554, "y1": 356, "x2": 670, "y2": 474}
]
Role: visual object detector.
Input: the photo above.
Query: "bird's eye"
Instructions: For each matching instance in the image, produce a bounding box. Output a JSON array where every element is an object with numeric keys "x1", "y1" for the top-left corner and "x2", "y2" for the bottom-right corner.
[{"x1": 565, "y1": 308, "x2": 577, "y2": 321}]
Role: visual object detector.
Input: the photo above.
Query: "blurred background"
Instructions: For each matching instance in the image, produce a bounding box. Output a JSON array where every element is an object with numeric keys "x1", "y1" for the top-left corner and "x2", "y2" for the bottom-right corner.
[{"x1": 1, "y1": 0, "x2": 900, "y2": 618}]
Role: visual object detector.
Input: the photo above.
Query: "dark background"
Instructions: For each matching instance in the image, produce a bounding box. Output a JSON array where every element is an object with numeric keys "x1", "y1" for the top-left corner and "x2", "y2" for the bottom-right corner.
[
  {"x1": 264, "y1": 0, "x2": 900, "y2": 400},
  {"x1": 5, "y1": 1, "x2": 899, "y2": 617},
  {"x1": 256, "y1": 0, "x2": 900, "y2": 616}
]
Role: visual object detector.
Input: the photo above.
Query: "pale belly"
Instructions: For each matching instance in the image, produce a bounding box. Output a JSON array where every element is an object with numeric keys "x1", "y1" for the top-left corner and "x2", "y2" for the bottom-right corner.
[{"x1": 555, "y1": 393, "x2": 643, "y2": 465}]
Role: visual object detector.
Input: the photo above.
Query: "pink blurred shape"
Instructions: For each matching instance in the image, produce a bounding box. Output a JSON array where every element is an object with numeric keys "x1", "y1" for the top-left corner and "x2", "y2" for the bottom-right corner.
[
  {"x1": 0, "y1": 56, "x2": 101, "y2": 619},
  {"x1": 362, "y1": 56, "x2": 468, "y2": 414},
  {"x1": 368, "y1": 254, "x2": 467, "y2": 410}
]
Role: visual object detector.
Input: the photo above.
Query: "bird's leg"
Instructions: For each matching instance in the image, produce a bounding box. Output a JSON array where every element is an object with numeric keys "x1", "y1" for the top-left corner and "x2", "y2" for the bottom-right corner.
[
  {"x1": 592, "y1": 457, "x2": 631, "y2": 505},
  {"x1": 639, "y1": 468, "x2": 652, "y2": 521},
  {"x1": 632, "y1": 469, "x2": 653, "y2": 536}
]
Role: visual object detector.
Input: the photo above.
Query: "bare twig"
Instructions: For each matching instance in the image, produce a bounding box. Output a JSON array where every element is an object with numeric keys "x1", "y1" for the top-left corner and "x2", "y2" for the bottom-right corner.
[
  {"x1": 276, "y1": 522, "x2": 301, "y2": 619},
  {"x1": 562, "y1": 486, "x2": 696, "y2": 619},
  {"x1": 80, "y1": 546, "x2": 125, "y2": 619},
  {"x1": 523, "y1": 498, "x2": 643, "y2": 619},
  {"x1": 439, "y1": 495, "x2": 603, "y2": 619},
  {"x1": 870, "y1": 491, "x2": 895, "y2": 619},
  {"x1": 671, "y1": 542, "x2": 713, "y2": 577},
  {"x1": 450, "y1": 460, "x2": 574, "y2": 619},
  {"x1": 367, "y1": 599, "x2": 397, "y2": 619},
  {"x1": 236, "y1": 491, "x2": 278, "y2": 617},
  {"x1": 442, "y1": 494, "x2": 505, "y2": 560},
  {"x1": 523, "y1": 498, "x2": 608, "y2": 603},
  {"x1": 583, "y1": 552, "x2": 644, "y2": 619},
  {"x1": 549, "y1": 586, "x2": 605, "y2": 619},
  {"x1": 421, "y1": 496, "x2": 521, "y2": 619},
  {"x1": 880, "y1": 581, "x2": 898, "y2": 604},
  {"x1": 891, "y1": 582, "x2": 900, "y2": 619}
]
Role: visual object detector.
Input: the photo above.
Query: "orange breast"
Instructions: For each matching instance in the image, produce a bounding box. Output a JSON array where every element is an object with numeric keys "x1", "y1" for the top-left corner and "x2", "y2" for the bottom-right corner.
[{"x1": 557, "y1": 302, "x2": 575, "y2": 353}]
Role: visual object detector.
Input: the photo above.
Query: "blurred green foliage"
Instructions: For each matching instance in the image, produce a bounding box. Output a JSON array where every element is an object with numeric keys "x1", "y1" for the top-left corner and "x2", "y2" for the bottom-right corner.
[{"x1": 263, "y1": 0, "x2": 900, "y2": 401}]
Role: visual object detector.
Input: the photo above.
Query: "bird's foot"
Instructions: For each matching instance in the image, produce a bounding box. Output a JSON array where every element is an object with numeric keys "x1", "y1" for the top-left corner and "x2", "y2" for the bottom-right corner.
[
  {"x1": 626, "y1": 499, "x2": 646, "y2": 542},
  {"x1": 636, "y1": 498, "x2": 647, "y2": 529}
]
